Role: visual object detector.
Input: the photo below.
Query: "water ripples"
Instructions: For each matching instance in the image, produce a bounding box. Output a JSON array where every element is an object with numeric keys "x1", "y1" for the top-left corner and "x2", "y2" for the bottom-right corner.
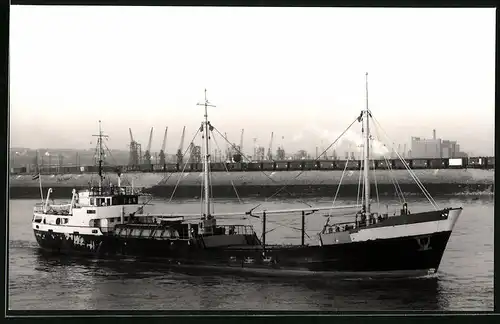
[{"x1": 7, "y1": 197, "x2": 494, "y2": 311}]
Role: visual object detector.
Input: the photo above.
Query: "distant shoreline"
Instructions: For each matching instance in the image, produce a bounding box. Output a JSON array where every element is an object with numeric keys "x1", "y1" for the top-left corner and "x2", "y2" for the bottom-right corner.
[{"x1": 9, "y1": 183, "x2": 494, "y2": 200}]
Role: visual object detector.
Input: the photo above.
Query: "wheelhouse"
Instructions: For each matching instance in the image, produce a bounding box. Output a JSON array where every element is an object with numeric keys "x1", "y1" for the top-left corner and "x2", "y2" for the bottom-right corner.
[{"x1": 78, "y1": 186, "x2": 141, "y2": 208}]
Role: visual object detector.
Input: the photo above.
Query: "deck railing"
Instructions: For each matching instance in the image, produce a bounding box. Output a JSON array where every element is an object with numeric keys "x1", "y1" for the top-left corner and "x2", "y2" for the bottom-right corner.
[
  {"x1": 110, "y1": 223, "x2": 256, "y2": 239},
  {"x1": 322, "y1": 213, "x2": 390, "y2": 234},
  {"x1": 112, "y1": 225, "x2": 191, "y2": 240},
  {"x1": 33, "y1": 203, "x2": 72, "y2": 214},
  {"x1": 207, "y1": 224, "x2": 255, "y2": 236}
]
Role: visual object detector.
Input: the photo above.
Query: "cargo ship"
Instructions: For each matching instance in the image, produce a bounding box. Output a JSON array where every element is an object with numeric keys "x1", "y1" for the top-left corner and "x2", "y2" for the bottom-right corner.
[{"x1": 32, "y1": 82, "x2": 463, "y2": 277}]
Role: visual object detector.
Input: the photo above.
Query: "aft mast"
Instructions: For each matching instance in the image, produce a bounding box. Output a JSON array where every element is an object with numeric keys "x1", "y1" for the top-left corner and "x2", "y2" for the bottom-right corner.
[
  {"x1": 363, "y1": 72, "x2": 371, "y2": 214},
  {"x1": 197, "y1": 89, "x2": 215, "y2": 219}
]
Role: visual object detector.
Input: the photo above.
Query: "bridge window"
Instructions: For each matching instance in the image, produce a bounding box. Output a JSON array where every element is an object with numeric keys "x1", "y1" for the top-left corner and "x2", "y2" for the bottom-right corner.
[
  {"x1": 108, "y1": 196, "x2": 139, "y2": 206},
  {"x1": 106, "y1": 198, "x2": 111, "y2": 206},
  {"x1": 90, "y1": 198, "x2": 94, "y2": 206}
]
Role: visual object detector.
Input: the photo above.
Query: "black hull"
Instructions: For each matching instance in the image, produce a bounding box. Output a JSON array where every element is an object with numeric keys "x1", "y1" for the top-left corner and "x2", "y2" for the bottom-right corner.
[{"x1": 33, "y1": 229, "x2": 452, "y2": 276}]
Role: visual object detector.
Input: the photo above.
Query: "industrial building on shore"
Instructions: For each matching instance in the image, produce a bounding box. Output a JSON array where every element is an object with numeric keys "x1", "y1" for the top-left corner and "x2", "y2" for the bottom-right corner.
[{"x1": 409, "y1": 129, "x2": 467, "y2": 159}]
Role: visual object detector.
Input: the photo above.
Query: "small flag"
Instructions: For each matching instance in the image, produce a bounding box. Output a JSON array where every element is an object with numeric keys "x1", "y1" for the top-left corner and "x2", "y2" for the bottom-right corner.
[
  {"x1": 32, "y1": 173, "x2": 40, "y2": 180},
  {"x1": 357, "y1": 112, "x2": 363, "y2": 123}
]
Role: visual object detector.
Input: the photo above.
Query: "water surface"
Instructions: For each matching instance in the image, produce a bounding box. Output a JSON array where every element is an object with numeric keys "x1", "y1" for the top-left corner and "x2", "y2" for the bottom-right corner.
[{"x1": 8, "y1": 196, "x2": 494, "y2": 311}]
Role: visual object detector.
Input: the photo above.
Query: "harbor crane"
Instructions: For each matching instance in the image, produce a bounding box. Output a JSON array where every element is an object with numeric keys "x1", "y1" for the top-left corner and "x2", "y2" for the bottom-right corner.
[
  {"x1": 176, "y1": 126, "x2": 186, "y2": 165},
  {"x1": 253, "y1": 138, "x2": 257, "y2": 160},
  {"x1": 159, "y1": 127, "x2": 168, "y2": 166},
  {"x1": 188, "y1": 140, "x2": 201, "y2": 163},
  {"x1": 224, "y1": 132, "x2": 230, "y2": 162},
  {"x1": 128, "y1": 128, "x2": 141, "y2": 166},
  {"x1": 240, "y1": 129, "x2": 244, "y2": 154},
  {"x1": 143, "y1": 127, "x2": 154, "y2": 166},
  {"x1": 267, "y1": 131, "x2": 274, "y2": 161},
  {"x1": 276, "y1": 135, "x2": 285, "y2": 160},
  {"x1": 232, "y1": 128, "x2": 244, "y2": 163}
]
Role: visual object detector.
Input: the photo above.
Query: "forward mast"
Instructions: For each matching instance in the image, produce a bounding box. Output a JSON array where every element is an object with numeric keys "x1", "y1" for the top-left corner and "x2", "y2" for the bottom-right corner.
[{"x1": 92, "y1": 120, "x2": 108, "y2": 190}]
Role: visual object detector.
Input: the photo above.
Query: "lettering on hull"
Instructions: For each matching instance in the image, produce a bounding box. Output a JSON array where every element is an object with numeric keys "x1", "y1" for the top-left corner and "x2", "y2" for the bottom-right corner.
[{"x1": 34, "y1": 230, "x2": 104, "y2": 255}]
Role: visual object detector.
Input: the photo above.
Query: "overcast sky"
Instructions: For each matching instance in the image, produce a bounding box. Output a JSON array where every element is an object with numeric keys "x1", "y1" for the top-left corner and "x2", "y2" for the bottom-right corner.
[{"x1": 9, "y1": 6, "x2": 495, "y2": 156}]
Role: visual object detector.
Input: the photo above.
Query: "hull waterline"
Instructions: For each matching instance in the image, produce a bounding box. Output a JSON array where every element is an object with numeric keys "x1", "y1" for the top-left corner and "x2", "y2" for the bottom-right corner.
[{"x1": 33, "y1": 227, "x2": 453, "y2": 277}]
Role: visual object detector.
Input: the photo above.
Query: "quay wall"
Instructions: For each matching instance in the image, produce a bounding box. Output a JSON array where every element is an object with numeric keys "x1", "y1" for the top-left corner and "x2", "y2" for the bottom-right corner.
[{"x1": 9, "y1": 169, "x2": 494, "y2": 199}]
